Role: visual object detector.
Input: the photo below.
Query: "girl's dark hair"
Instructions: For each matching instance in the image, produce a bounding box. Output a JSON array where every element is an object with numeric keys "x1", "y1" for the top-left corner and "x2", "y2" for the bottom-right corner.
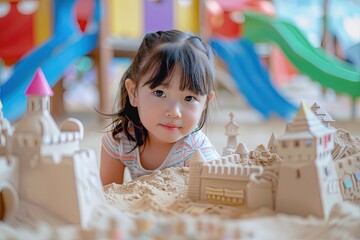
[{"x1": 107, "y1": 30, "x2": 215, "y2": 149}]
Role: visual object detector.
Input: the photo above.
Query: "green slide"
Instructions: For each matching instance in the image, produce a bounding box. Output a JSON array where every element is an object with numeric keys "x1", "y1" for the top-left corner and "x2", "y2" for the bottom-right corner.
[{"x1": 243, "y1": 11, "x2": 360, "y2": 99}]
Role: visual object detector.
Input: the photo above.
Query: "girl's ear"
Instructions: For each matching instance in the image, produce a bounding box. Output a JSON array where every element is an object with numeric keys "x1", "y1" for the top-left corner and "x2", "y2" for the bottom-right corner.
[
  {"x1": 203, "y1": 91, "x2": 215, "y2": 110},
  {"x1": 125, "y1": 79, "x2": 137, "y2": 107},
  {"x1": 207, "y1": 91, "x2": 216, "y2": 104}
]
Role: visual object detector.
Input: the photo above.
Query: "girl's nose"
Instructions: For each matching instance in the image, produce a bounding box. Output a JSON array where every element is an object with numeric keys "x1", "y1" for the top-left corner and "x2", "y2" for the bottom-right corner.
[{"x1": 165, "y1": 102, "x2": 182, "y2": 118}]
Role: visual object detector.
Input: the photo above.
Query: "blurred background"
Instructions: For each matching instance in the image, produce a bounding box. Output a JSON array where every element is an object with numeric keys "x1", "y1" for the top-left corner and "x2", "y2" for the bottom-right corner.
[{"x1": 0, "y1": 0, "x2": 359, "y2": 157}]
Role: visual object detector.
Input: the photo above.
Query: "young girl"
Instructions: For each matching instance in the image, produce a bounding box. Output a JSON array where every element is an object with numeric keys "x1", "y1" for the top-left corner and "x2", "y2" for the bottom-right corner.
[{"x1": 100, "y1": 30, "x2": 220, "y2": 185}]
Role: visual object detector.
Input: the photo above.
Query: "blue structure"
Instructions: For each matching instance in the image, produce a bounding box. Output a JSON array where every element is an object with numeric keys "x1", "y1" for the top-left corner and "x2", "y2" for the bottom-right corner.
[
  {"x1": 0, "y1": 0, "x2": 101, "y2": 121},
  {"x1": 210, "y1": 38, "x2": 297, "y2": 120}
]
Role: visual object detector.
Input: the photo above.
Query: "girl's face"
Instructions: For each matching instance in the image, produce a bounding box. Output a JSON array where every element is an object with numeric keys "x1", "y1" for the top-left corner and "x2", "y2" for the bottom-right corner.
[{"x1": 126, "y1": 68, "x2": 214, "y2": 146}]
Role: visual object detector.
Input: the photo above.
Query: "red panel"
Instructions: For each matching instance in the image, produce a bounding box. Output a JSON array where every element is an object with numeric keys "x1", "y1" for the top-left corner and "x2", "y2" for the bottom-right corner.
[
  {"x1": 211, "y1": 11, "x2": 241, "y2": 39},
  {"x1": 75, "y1": 0, "x2": 94, "y2": 32},
  {"x1": 206, "y1": 0, "x2": 276, "y2": 39},
  {"x1": 0, "y1": 3, "x2": 34, "y2": 66}
]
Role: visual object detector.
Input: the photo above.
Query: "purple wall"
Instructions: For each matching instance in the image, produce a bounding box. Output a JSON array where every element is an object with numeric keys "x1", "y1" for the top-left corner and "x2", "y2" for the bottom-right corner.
[{"x1": 144, "y1": 0, "x2": 174, "y2": 33}]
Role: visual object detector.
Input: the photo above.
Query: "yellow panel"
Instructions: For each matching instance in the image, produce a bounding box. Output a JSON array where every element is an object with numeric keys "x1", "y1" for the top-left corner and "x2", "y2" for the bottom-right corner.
[
  {"x1": 109, "y1": 0, "x2": 142, "y2": 38},
  {"x1": 34, "y1": 0, "x2": 52, "y2": 45},
  {"x1": 175, "y1": 0, "x2": 199, "y2": 34}
]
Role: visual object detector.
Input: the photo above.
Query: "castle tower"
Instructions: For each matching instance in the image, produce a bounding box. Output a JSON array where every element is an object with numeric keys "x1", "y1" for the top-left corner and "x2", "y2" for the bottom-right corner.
[
  {"x1": 224, "y1": 112, "x2": 239, "y2": 149},
  {"x1": 14, "y1": 69, "x2": 59, "y2": 136},
  {"x1": 1, "y1": 68, "x2": 105, "y2": 227},
  {"x1": 235, "y1": 143, "x2": 249, "y2": 159},
  {"x1": 7, "y1": 69, "x2": 60, "y2": 168},
  {"x1": 222, "y1": 112, "x2": 240, "y2": 156},
  {"x1": 267, "y1": 132, "x2": 278, "y2": 154},
  {"x1": 0, "y1": 102, "x2": 17, "y2": 221},
  {"x1": 0, "y1": 101, "x2": 13, "y2": 154},
  {"x1": 276, "y1": 102, "x2": 342, "y2": 218},
  {"x1": 187, "y1": 150, "x2": 206, "y2": 201}
]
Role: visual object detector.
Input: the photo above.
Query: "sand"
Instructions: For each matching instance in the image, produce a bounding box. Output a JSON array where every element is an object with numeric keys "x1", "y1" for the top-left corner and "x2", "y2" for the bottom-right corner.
[
  {"x1": 103, "y1": 143, "x2": 285, "y2": 219},
  {"x1": 103, "y1": 128, "x2": 359, "y2": 218},
  {"x1": 334, "y1": 128, "x2": 360, "y2": 158},
  {"x1": 99, "y1": 128, "x2": 360, "y2": 239},
  {"x1": 1, "y1": 128, "x2": 359, "y2": 239}
]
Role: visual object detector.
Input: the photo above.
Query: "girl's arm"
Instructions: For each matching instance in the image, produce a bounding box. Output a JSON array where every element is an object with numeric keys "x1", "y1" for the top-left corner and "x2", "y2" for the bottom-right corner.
[{"x1": 100, "y1": 146, "x2": 125, "y2": 185}]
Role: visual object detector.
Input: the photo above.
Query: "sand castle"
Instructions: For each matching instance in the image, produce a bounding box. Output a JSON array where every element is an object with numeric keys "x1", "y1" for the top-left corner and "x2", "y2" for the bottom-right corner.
[
  {"x1": 188, "y1": 102, "x2": 360, "y2": 218},
  {"x1": 0, "y1": 69, "x2": 105, "y2": 227},
  {"x1": 0, "y1": 69, "x2": 359, "y2": 238}
]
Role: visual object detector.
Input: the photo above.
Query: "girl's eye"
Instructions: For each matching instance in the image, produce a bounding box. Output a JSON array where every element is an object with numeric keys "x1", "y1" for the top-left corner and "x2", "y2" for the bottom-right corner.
[
  {"x1": 154, "y1": 90, "x2": 165, "y2": 97},
  {"x1": 184, "y1": 96, "x2": 197, "y2": 102}
]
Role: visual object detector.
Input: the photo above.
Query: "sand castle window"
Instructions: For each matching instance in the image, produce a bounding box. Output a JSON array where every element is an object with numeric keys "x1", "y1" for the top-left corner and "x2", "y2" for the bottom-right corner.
[
  {"x1": 338, "y1": 162, "x2": 343, "y2": 169},
  {"x1": 294, "y1": 140, "x2": 299, "y2": 147},
  {"x1": 296, "y1": 169, "x2": 301, "y2": 179},
  {"x1": 282, "y1": 142, "x2": 288, "y2": 148},
  {"x1": 324, "y1": 166, "x2": 329, "y2": 176},
  {"x1": 343, "y1": 176, "x2": 353, "y2": 190},
  {"x1": 31, "y1": 100, "x2": 41, "y2": 111},
  {"x1": 319, "y1": 138, "x2": 322, "y2": 146},
  {"x1": 348, "y1": 159, "x2": 352, "y2": 165},
  {"x1": 354, "y1": 172, "x2": 360, "y2": 182},
  {"x1": 306, "y1": 139, "x2": 312, "y2": 147}
]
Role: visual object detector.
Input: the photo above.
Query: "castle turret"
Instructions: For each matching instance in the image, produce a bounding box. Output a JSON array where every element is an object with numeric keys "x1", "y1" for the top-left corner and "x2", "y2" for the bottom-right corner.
[
  {"x1": 222, "y1": 112, "x2": 240, "y2": 156},
  {"x1": 0, "y1": 101, "x2": 13, "y2": 155},
  {"x1": 235, "y1": 143, "x2": 249, "y2": 159},
  {"x1": 0, "y1": 68, "x2": 106, "y2": 227},
  {"x1": 13, "y1": 68, "x2": 60, "y2": 137},
  {"x1": 276, "y1": 102, "x2": 342, "y2": 218},
  {"x1": 224, "y1": 112, "x2": 239, "y2": 149},
  {"x1": 267, "y1": 132, "x2": 278, "y2": 154},
  {"x1": 187, "y1": 150, "x2": 206, "y2": 201}
]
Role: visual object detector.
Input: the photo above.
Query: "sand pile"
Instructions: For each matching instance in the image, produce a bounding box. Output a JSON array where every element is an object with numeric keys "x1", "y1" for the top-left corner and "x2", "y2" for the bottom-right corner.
[
  {"x1": 334, "y1": 128, "x2": 360, "y2": 158},
  {"x1": 104, "y1": 167, "x2": 189, "y2": 216}
]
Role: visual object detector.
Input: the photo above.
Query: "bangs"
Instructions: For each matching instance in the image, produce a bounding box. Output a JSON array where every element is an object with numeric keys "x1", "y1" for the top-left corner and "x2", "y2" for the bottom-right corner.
[{"x1": 139, "y1": 42, "x2": 214, "y2": 95}]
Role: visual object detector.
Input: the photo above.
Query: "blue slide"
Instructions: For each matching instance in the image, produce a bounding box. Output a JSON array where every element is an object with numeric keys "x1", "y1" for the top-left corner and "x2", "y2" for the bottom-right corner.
[
  {"x1": 210, "y1": 38, "x2": 297, "y2": 120},
  {"x1": 0, "y1": 0, "x2": 101, "y2": 121}
]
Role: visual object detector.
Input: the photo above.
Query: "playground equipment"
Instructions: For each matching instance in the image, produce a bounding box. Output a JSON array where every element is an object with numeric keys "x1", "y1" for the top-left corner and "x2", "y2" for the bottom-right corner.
[
  {"x1": 205, "y1": 0, "x2": 275, "y2": 38},
  {"x1": 206, "y1": 1, "x2": 359, "y2": 118},
  {"x1": 210, "y1": 38, "x2": 297, "y2": 120},
  {"x1": 0, "y1": 0, "x2": 101, "y2": 121},
  {"x1": 108, "y1": 0, "x2": 200, "y2": 54},
  {"x1": 0, "y1": 1, "x2": 51, "y2": 66},
  {"x1": 243, "y1": 11, "x2": 360, "y2": 100}
]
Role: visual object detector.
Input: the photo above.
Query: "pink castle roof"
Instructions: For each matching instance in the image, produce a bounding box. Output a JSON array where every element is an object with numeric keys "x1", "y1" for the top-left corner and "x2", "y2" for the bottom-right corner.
[{"x1": 25, "y1": 68, "x2": 54, "y2": 96}]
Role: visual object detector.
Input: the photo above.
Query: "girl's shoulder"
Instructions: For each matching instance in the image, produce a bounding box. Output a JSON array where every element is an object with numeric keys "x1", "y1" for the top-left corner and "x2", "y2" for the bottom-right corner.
[
  {"x1": 103, "y1": 130, "x2": 130, "y2": 144},
  {"x1": 102, "y1": 130, "x2": 136, "y2": 156},
  {"x1": 180, "y1": 130, "x2": 211, "y2": 149},
  {"x1": 176, "y1": 130, "x2": 220, "y2": 164},
  {"x1": 103, "y1": 125, "x2": 136, "y2": 144}
]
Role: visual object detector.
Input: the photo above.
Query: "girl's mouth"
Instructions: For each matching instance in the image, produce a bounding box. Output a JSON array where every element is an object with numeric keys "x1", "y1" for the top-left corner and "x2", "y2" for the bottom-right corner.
[{"x1": 161, "y1": 124, "x2": 179, "y2": 131}]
